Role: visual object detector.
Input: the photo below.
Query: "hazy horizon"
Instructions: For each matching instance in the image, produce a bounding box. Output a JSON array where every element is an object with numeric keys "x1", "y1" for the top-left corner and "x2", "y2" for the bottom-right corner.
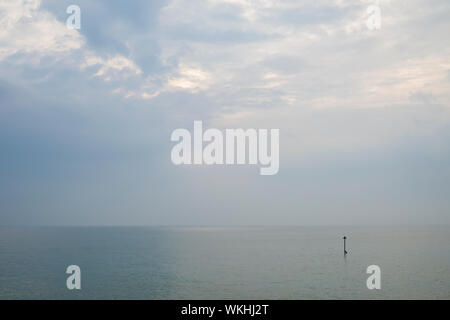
[{"x1": 2, "y1": 224, "x2": 450, "y2": 228}]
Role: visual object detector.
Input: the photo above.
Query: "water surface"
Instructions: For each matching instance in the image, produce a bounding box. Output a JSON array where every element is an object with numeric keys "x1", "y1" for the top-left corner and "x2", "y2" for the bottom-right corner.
[{"x1": 0, "y1": 226, "x2": 449, "y2": 299}]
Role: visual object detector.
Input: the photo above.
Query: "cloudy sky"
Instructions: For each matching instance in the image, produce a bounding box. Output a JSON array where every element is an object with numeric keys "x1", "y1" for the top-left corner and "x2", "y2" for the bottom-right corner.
[{"x1": 0, "y1": 0, "x2": 449, "y2": 226}]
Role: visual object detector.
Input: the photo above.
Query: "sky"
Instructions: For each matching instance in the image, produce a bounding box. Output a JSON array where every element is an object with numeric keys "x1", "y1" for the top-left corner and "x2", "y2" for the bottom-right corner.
[{"x1": 0, "y1": 0, "x2": 449, "y2": 226}]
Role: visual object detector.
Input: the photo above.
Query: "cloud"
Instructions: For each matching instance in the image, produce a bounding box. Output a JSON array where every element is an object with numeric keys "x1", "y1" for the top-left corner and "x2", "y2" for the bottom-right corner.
[
  {"x1": 167, "y1": 66, "x2": 212, "y2": 91},
  {"x1": 82, "y1": 53, "x2": 142, "y2": 81},
  {"x1": 0, "y1": 1, "x2": 151, "y2": 97},
  {"x1": 0, "y1": 0, "x2": 84, "y2": 60}
]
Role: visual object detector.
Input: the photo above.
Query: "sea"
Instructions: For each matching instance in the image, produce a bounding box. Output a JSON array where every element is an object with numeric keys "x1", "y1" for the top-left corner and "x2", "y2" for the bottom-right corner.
[{"x1": 0, "y1": 226, "x2": 449, "y2": 299}]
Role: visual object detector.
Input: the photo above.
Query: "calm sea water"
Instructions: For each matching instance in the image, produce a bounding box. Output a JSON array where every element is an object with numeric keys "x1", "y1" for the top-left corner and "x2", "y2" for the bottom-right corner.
[{"x1": 0, "y1": 226, "x2": 449, "y2": 299}]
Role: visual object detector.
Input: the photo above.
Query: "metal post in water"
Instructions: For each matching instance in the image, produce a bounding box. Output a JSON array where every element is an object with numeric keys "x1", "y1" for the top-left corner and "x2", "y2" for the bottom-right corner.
[{"x1": 343, "y1": 236, "x2": 348, "y2": 255}]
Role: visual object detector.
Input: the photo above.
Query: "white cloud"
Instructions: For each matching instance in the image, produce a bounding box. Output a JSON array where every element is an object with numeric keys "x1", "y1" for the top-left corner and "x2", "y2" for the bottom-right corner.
[
  {"x1": 0, "y1": 0, "x2": 84, "y2": 60},
  {"x1": 167, "y1": 65, "x2": 212, "y2": 92},
  {"x1": 0, "y1": 0, "x2": 147, "y2": 96},
  {"x1": 82, "y1": 54, "x2": 142, "y2": 82}
]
